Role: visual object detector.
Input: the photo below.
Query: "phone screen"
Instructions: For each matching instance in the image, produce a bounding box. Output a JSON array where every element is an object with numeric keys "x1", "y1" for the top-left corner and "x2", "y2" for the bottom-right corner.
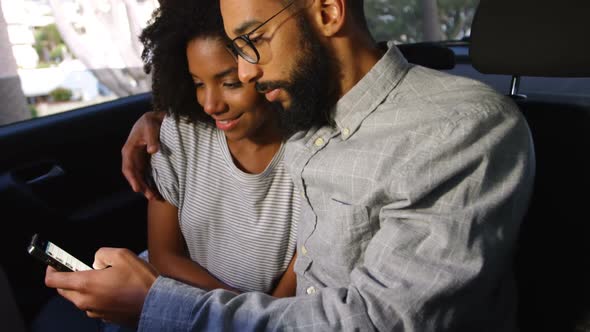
[
  {"x1": 44, "y1": 241, "x2": 92, "y2": 272},
  {"x1": 28, "y1": 234, "x2": 93, "y2": 272}
]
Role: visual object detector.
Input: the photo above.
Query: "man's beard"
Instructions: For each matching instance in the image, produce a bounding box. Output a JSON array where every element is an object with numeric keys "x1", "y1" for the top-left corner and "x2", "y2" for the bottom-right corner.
[{"x1": 256, "y1": 16, "x2": 338, "y2": 137}]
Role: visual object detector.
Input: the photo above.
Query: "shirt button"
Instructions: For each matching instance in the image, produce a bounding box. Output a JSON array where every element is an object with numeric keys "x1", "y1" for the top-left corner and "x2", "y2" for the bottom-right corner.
[
  {"x1": 306, "y1": 286, "x2": 316, "y2": 295},
  {"x1": 314, "y1": 138, "x2": 324, "y2": 147},
  {"x1": 301, "y1": 246, "x2": 308, "y2": 255},
  {"x1": 342, "y1": 128, "x2": 350, "y2": 137}
]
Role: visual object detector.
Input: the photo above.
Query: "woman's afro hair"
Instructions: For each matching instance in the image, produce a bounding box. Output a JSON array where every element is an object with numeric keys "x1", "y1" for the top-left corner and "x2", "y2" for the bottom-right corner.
[{"x1": 140, "y1": 0, "x2": 226, "y2": 123}]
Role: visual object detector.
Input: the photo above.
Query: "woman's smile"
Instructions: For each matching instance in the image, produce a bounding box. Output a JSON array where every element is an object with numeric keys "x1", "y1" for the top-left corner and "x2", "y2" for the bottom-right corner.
[{"x1": 215, "y1": 113, "x2": 243, "y2": 131}]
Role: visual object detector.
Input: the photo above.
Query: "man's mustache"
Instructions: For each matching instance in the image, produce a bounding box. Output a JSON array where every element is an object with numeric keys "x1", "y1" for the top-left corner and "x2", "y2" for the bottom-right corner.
[{"x1": 255, "y1": 81, "x2": 289, "y2": 94}]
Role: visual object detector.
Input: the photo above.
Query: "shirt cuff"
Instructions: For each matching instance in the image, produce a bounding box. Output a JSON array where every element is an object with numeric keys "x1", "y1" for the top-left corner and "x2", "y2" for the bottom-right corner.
[{"x1": 138, "y1": 276, "x2": 206, "y2": 331}]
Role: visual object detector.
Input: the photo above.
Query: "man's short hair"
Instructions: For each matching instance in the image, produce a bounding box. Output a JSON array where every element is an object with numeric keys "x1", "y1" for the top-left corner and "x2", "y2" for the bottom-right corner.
[
  {"x1": 349, "y1": 0, "x2": 368, "y2": 30},
  {"x1": 283, "y1": 0, "x2": 367, "y2": 29}
]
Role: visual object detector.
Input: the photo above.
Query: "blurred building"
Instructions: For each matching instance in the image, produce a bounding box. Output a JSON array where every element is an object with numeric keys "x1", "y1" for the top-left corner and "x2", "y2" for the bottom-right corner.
[{"x1": 3, "y1": 0, "x2": 54, "y2": 69}]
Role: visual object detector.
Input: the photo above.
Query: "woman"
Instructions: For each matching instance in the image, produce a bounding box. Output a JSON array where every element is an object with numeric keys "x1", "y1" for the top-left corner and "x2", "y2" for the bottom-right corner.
[{"x1": 138, "y1": 0, "x2": 299, "y2": 296}]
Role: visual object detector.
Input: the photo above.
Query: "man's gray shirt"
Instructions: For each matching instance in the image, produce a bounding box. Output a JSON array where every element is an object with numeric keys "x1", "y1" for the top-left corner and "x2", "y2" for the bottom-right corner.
[{"x1": 138, "y1": 41, "x2": 535, "y2": 331}]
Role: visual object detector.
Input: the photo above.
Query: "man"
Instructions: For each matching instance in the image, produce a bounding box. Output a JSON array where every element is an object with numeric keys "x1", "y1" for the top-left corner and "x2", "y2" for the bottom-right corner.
[{"x1": 46, "y1": 0, "x2": 535, "y2": 330}]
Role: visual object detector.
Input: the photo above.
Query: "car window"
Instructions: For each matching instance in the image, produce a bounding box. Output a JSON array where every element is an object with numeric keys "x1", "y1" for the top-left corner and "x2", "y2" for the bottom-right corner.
[
  {"x1": 1, "y1": 0, "x2": 482, "y2": 128},
  {"x1": 365, "y1": 0, "x2": 479, "y2": 43},
  {"x1": 0, "y1": 0, "x2": 157, "y2": 127},
  {"x1": 1, "y1": 0, "x2": 588, "y2": 128}
]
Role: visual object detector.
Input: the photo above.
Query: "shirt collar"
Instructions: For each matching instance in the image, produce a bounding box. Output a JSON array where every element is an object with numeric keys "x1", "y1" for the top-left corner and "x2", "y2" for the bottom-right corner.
[{"x1": 332, "y1": 41, "x2": 410, "y2": 139}]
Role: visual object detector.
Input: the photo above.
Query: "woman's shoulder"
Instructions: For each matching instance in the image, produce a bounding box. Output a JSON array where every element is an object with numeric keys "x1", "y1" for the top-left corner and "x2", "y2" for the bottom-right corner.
[{"x1": 162, "y1": 115, "x2": 217, "y2": 141}]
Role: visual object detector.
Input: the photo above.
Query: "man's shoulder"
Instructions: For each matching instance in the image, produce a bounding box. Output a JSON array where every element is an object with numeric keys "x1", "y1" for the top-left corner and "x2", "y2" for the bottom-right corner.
[
  {"x1": 383, "y1": 65, "x2": 520, "y2": 125},
  {"x1": 403, "y1": 65, "x2": 501, "y2": 101}
]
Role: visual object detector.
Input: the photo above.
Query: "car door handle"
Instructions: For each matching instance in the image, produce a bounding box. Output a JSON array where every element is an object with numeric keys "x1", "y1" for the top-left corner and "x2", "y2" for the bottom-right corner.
[
  {"x1": 9, "y1": 161, "x2": 66, "y2": 187},
  {"x1": 25, "y1": 164, "x2": 65, "y2": 185},
  {"x1": 0, "y1": 161, "x2": 66, "y2": 217}
]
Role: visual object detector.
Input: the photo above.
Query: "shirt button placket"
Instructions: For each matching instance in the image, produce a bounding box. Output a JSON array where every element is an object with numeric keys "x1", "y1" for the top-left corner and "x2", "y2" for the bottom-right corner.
[
  {"x1": 306, "y1": 286, "x2": 316, "y2": 295},
  {"x1": 301, "y1": 245, "x2": 308, "y2": 255},
  {"x1": 314, "y1": 137, "x2": 324, "y2": 147}
]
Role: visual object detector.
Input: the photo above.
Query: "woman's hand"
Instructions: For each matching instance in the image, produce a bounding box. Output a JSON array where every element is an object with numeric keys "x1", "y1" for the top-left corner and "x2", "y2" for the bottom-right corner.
[
  {"x1": 45, "y1": 248, "x2": 159, "y2": 328},
  {"x1": 270, "y1": 252, "x2": 297, "y2": 298},
  {"x1": 121, "y1": 111, "x2": 166, "y2": 200}
]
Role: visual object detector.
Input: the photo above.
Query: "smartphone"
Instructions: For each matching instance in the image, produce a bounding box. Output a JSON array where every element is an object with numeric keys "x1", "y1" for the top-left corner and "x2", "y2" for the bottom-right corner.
[{"x1": 27, "y1": 234, "x2": 92, "y2": 272}]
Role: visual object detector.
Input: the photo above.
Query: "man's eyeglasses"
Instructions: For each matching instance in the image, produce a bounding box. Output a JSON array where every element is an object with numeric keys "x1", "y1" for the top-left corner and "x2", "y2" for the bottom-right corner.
[{"x1": 227, "y1": 1, "x2": 296, "y2": 64}]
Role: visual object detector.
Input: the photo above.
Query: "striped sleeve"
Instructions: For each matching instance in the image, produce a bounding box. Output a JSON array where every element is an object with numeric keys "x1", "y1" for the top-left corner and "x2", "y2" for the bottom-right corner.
[{"x1": 150, "y1": 116, "x2": 182, "y2": 207}]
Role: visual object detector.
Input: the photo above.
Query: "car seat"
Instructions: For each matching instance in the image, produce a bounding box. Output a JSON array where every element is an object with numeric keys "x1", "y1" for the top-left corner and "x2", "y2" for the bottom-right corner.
[{"x1": 470, "y1": 0, "x2": 590, "y2": 331}]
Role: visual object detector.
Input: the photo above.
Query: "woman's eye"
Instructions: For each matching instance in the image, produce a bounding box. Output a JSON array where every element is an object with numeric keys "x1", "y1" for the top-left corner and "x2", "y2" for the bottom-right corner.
[
  {"x1": 224, "y1": 82, "x2": 242, "y2": 89},
  {"x1": 193, "y1": 82, "x2": 204, "y2": 88}
]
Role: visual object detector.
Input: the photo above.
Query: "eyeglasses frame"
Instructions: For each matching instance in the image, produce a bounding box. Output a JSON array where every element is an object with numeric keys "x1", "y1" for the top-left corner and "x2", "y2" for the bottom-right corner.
[{"x1": 227, "y1": 0, "x2": 296, "y2": 64}]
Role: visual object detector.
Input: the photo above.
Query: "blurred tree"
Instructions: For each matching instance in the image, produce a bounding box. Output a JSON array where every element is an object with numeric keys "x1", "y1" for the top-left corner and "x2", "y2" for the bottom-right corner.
[
  {"x1": 365, "y1": 0, "x2": 479, "y2": 43},
  {"x1": 438, "y1": 0, "x2": 478, "y2": 40},
  {"x1": 34, "y1": 24, "x2": 67, "y2": 64},
  {"x1": 0, "y1": 2, "x2": 30, "y2": 125},
  {"x1": 421, "y1": 0, "x2": 442, "y2": 41},
  {"x1": 48, "y1": 0, "x2": 157, "y2": 96},
  {"x1": 49, "y1": 87, "x2": 73, "y2": 102}
]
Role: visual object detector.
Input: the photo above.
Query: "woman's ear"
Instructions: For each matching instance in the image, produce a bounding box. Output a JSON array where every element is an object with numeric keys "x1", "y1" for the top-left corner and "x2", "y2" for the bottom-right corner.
[{"x1": 308, "y1": 0, "x2": 346, "y2": 37}]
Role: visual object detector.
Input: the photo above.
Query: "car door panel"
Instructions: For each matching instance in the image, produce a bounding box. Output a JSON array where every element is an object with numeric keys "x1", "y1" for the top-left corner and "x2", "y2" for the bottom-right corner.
[{"x1": 0, "y1": 93, "x2": 151, "y2": 322}]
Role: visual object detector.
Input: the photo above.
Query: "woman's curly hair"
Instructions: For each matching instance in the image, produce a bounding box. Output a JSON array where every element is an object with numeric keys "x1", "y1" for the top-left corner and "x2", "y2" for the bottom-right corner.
[{"x1": 140, "y1": 0, "x2": 226, "y2": 123}]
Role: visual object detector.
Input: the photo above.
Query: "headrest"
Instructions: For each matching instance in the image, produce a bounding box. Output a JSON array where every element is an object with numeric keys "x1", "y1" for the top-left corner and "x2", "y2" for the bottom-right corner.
[
  {"x1": 470, "y1": 0, "x2": 590, "y2": 77},
  {"x1": 397, "y1": 43, "x2": 455, "y2": 70},
  {"x1": 380, "y1": 41, "x2": 455, "y2": 70}
]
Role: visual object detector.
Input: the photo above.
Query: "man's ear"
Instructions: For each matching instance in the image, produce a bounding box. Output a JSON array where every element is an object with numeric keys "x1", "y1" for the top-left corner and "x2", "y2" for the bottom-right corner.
[{"x1": 308, "y1": 0, "x2": 346, "y2": 37}]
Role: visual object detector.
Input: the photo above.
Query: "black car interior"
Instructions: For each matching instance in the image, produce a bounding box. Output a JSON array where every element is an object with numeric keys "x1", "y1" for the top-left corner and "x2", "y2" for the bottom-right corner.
[
  {"x1": 470, "y1": 0, "x2": 590, "y2": 330},
  {"x1": 0, "y1": 0, "x2": 589, "y2": 330},
  {"x1": 0, "y1": 94, "x2": 151, "y2": 326}
]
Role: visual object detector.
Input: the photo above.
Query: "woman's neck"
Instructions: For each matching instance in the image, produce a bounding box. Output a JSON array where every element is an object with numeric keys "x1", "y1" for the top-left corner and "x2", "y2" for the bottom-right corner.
[{"x1": 225, "y1": 119, "x2": 284, "y2": 174}]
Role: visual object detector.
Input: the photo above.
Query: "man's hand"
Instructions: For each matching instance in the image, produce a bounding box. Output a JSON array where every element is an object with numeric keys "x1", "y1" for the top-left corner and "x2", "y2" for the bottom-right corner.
[
  {"x1": 45, "y1": 248, "x2": 159, "y2": 328},
  {"x1": 121, "y1": 111, "x2": 166, "y2": 200}
]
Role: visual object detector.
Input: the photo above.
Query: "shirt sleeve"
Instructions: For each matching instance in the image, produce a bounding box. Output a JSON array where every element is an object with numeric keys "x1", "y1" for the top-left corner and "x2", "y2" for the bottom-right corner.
[
  {"x1": 150, "y1": 116, "x2": 182, "y2": 207},
  {"x1": 139, "y1": 98, "x2": 534, "y2": 331},
  {"x1": 139, "y1": 277, "x2": 376, "y2": 331}
]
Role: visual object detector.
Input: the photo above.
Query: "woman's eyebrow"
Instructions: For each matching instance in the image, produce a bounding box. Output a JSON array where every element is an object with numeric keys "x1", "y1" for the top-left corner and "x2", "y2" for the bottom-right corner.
[{"x1": 214, "y1": 67, "x2": 237, "y2": 79}]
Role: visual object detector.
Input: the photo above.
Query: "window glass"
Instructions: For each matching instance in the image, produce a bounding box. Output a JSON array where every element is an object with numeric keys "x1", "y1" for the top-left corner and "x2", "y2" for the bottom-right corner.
[
  {"x1": 1, "y1": 0, "x2": 587, "y2": 128},
  {"x1": 365, "y1": 0, "x2": 479, "y2": 43},
  {"x1": 0, "y1": 0, "x2": 482, "y2": 127},
  {"x1": 0, "y1": 0, "x2": 157, "y2": 127}
]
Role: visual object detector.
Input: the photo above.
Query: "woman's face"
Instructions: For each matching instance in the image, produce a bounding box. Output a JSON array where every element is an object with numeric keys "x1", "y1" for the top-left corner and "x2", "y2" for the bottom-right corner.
[{"x1": 186, "y1": 37, "x2": 275, "y2": 142}]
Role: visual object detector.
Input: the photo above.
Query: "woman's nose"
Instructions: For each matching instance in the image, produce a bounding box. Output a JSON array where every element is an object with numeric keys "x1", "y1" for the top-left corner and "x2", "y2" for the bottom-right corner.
[{"x1": 202, "y1": 90, "x2": 225, "y2": 115}]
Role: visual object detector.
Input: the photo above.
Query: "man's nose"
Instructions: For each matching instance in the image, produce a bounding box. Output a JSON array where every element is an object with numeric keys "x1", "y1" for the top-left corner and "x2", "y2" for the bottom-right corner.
[{"x1": 237, "y1": 57, "x2": 263, "y2": 84}]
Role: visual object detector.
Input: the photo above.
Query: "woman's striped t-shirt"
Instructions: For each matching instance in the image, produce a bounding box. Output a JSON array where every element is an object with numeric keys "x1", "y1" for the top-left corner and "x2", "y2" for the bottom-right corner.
[{"x1": 150, "y1": 116, "x2": 300, "y2": 293}]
